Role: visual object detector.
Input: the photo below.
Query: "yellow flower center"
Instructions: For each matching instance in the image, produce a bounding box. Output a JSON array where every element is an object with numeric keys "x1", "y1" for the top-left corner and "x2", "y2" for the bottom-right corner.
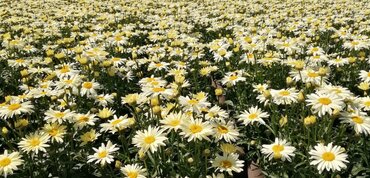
[
  {"x1": 8, "y1": 103, "x2": 21, "y2": 111},
  {"x1": 54, "y1": 112, "x2": 65, "y2": 118},
  {"x1": 144, "y1": 136, "x2": 155, "y2": 144},
  {"x1": 218, "y1": 48, "x2": 227, "y2": 56},
  {"x1": 217, "y1": 126, "x2": 229, "y2": 134},
  {"x1": 322, "y1": 152, "x2": 335, "y2": 161},
  {"x1": 307, "y1": 72, "x2": 319, "y2": 78},
  {"x1": 248, "y1": 113, "x2": 258, "y2": 120},
  {"x1": 29, "y1": 138, "x2": 41, "y2": 147},
  {"x1": 367, "y1": 72, "x2": 370, "y2": 77},
  {"x1": 49, "y1": 128, "x2": 59, "y2": 136},
  {"x1": 15, "y1": 59, "x2": 25, "y2": 63},
  {"x1": 351, "y1": 41, "x2": 359, "y2": 46},
  {"x1": 272, "y1": 144, "x2": 284, "y2": 153},
  {"x1": 150, "y1": 81, "x2": 159, "y2": 86},
  {"x1": 169, "y1": 119, "x2": 180, "y2": 127},
  {"x1": 115, "y1": 36, "x2": 123, "y2": 41},
  {"x1": 220, "y1": 160, "x2": 232, "y2": 168},
  {"x1": 279, "y1": 90, "x2": 290, "y2": 96},
  {"x1": 318, "y1": 97, "x2": 332, "y2": 105},
  {"x1": 229, "y1": 75, "x2": 238, "y2": 81},
  {"x1": 64, "y1": 79, "x2": 73, "y2": 84},
  {"x1": 127, "y1": 172, "x2": 138, "y2": 178},
  {"x1": 155, "y1": 63, "x2": 163, "y2": 67},
  {"x1": 189, "y1": 124, "x2": 203, "y2": 134},
  {"x1": 60, "y1": 66, "x2": 70, "y2": 73},
  {"x1": 364, "y1": 101, "x2": 370, "y2": 107},
  {"x1": 146, "y1": 78, "x2": 155, "y2": 82},
  {"x1": 82, "y1": 82, "x2": 93, "y2": 89},
  {"x1": 0, "y1": 157, "x2": 11, "y2": 167},
  {"x1": 352, "y1": 116, "x2": 364, "y2": 124},
  {"x1": 272, "y1": 144, "x2": 284, "y2": 159},
  {"x1": 98, "y1": 151, "x2": 108, "y2": 159},
  {"x1": 111, "y1": 119, "x2": 122, "y2": 126},
  {"x1": 187, "y1": 99, "x2": 199, "y2": 105},
  {"x1": 79, "y1": 116, "x2": 89, "y2": 122},
  {"x1": 152, "y1": 87, "x2": 165, "y2": 93}
]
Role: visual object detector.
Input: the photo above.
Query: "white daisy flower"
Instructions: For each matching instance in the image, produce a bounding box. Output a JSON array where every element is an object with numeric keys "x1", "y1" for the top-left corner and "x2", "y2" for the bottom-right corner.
[
  {"x1": 180, "y1": 118, "x2": 214, "y2": 142},
  {"x1": 211, "y1": 153, "x2": 244, "y2": 175},
  {"x1": 0, "y1": 101, "x2": 33, "y2": 119},
  {"x1": 132, "y1": 126, "x2": 168, "y2": 153},
  {"x1": 306, "y1": 92, "x2": 345, "y2": 117},
  {"x1": 340, "y1": 110, "x2": 370, "y2": 135},
  {"x1": 121, "y1": 163, "x2": 147, "y2": 178},
  {"x1": 18, "y1": 132, "x2": 50, "y2": 154},
  {"x1": 261, "y1": 138, "x2": 296, "y2": 161},
  {"x1": 309, "y1": 143, "x2": 349, "y2": 173},
  {"x1": 237, "y1": 106, "x2": 269, "y2": 126},
  {"x1": 87, "y1": 141, "x2": 119, "y2": 166},
  {"x1": 0, "y1": 150, "x2": 23, "y2": 177}
]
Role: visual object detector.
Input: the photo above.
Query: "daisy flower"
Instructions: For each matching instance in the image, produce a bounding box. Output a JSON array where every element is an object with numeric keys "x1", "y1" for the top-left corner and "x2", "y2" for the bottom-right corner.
[
  {"x1": 359, "y1": 96, "x2": 370, "y2": 111},
  {"x1": 0, "y1": 150, "x2": 23, "y2": 177},
  {"x1": 80, "y1": 129, "x2": 101, "y2": 146},
  {"x1": 100, "y1": 115, "x2": 130, "y2": 134},
  {"x1": 320, "y1": 85, "x2": 353, "y2": 99},
  {"x1": 213, "y1": 121, "x2": 240, "y2": 143},
  {"x1": 306, "y1": 92, "x2": 345, "y2": 117},
  {"x1": 141, "y1": 85, "x2": 173, "y2": 98},
  {"x1": 340, "y1": 110, "x2": 370, "y2": 135},
  {"x1": 261, "y1": 138, "x2": 296, "y2": 161},
  {"x1": 359, "y1": 70, "x2": 370, "y2": 82},
  {"x1": 160, "y1": 111, "x2": 187, "y2": 132},
  {"x1": 0, "y1": 100, "x2": 33, "y2": 119},
  {"x1": 138, "y1": 76, "x2": 167, "y2": 87},
  {"x1": 205, "y1": 105, "x2": 229, "y2": 122},
  {"x1": 132, "y1": 126, "x2": 168, "y2": 153},
  {"x1": 211, "y1": 153, "x2": 244, "y2": 175},
  {"x1": 121, "y1": 163, "x2": 147, "y2": 178},
  {"x1": 221, "y1": 71, "x2": 246, "y2": 86},
  {"x1": 180, "y1": 118, "x2": 214, "y2": 142},
  {"x1": 327, "y1": 57, "x2": 349, "y2": 67},
  {"x1": 178, "y1": 95, "x2": 211, "y2": 114},
  {"x1": 42, "y1": 123, "x2": 67, "y2": 143},
  {"x1": 97, "y1": 107, "x2": 116, "y2": 119},
  {"x1": 87, "y1": 141, "x2": 119, "y2": 166},
  {"x1": 18, "y1": 132, "x2": 50, "y2": 154},
  {"x1": 73, "y1": 112, "x2": 98, "y2": 129},
  {"x1": 94, "y1": 93, "x2": 115, "y2": 107},
  {"x1": 121, "y1": 93, "x2": 147, "y2": 106},
  {"x1": 44, "y1": 109, "x2": 74, "y2": 124},
  {"x1": 270, "y1": 88, "x2": 298, "y2": 105},
  {"x1": 309, "y1": 143, "x2": 349, "y2": 173},
  {"x1": 237, "y1": 106, "x2": 269, "y2": 126},
  {"x1": 80, "y1": 80, "x2": 101, "y2": 97},
  {"x1": 307, "y1": 46, "x2": 324, "y2": 56}
]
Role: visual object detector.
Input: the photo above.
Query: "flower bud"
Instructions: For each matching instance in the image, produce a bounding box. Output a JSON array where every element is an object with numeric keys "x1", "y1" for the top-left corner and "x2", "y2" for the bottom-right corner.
[
  {"x1": 215, "y1": 88, "x2": 223, "y2": 96},
  {"x1": 20, "y1": 69, "x2": 28, "y2": 77},
  {"x1": 152, "y1": 106, "x2": 161, "y2": 115},
  {"x1": 2, "y1": 127, "x2": 8, "y2": 135},
  {"x1": 304, "y1": 115, "x2": 316, "y2": 126},
  {"x1": 286, "y1": 77, "x2": 293, "y2": 86},
  {"x1": 115, "y1": 160, "x2": 122, "y2": 169},
  {"x1": 150, "y1": 97, "x2": 160, "y2": 106}
]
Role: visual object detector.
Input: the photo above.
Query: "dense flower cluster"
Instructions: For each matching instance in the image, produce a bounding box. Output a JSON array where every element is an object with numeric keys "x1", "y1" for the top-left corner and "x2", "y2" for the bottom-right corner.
[{"x1": 0, "y1": 0, "x2": 370, "y2": 177}]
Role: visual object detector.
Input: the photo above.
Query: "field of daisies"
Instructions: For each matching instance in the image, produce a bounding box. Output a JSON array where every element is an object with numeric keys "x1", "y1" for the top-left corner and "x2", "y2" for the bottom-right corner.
[{"x1": 1, "y1": 0, "x2": 370, "y2": 177}]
